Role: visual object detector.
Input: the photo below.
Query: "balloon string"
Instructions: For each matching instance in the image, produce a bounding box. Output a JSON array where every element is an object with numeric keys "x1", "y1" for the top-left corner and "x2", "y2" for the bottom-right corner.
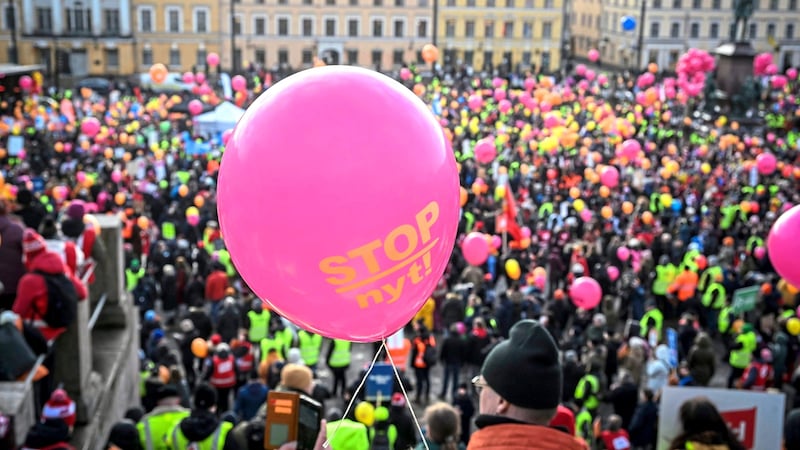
[
  {"x1": 323, "y1": 343, "x2": 382, "y2": 449},
  {"x1": 383, "y1": 339, "x2": 430, "y2": 450}
]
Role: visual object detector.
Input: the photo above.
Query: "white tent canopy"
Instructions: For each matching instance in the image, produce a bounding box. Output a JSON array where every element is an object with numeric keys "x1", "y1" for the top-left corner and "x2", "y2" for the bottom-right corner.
[{"x1": 193, "y1": 101, "x2": 245, "y2": 135}]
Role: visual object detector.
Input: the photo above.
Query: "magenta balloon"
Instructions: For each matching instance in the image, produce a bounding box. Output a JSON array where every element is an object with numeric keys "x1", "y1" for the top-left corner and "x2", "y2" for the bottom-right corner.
[
  {"x1": 607, "y1": 266, "x2": 620, "y2": 282},
  {"x1": 498, "y1": 99, "x2": 512, "y2": 114},
  {"x1": 524, "y1": 78, "x2": 536, "y2": 91},
  {"x1": 400, "y1": 68, "x2": 412, "y2": 81},
  {"x1": 217, "y1": 66, "x2": 459, "y2": 342},
  {"x1": 756, "y1": 152, "x2": 777, "y2": 175},
  {"x1": 19, "y1": 75, "x2": 33, "y2": 90},
  {"x1": 767, "y1": 205, "x2": 800, "y2": 287},
  {"x1": 570, "y1": 276, "x2": 602, "y2": 309},
  {"x1": 474, "y1": 138, "x2": 497, "y2": 164},
  {"x1": 616, "y1": 246, "x2": 630, "y2": 261},
  {"x1": 588, "y1": 49, "x2": 600, "y2": 62},
  {"x1": 462, "y1": 232, "x2": 490, "y2": 266},
  {"x1": 600, "y1": 166, "x2": 620, "y2": 188},
  {"x1": 81, "y1": 117, "x2": 101, "y2": 137},
  {"x1": 468, "y1": 94, "x2": 483, "y2": 112},
  {"x1": 232, "y1": 75, "x2": 247, "y2": 92},
  {"x1": 188, "y1": 100, "x2": 204, "y2": 116},
  {"x1": 195, "y1": 72, "x2": 207, "y2": 84},
  {"x1": 183, "y1": 72, "x2": 195, "y2": 84}
]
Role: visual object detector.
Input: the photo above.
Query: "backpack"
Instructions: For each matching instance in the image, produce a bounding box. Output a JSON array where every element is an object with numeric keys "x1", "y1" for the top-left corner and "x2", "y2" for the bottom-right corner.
[
  {"x1": 370, "y1": 424, "x2": 391, "y2": 450},
  {"x1": 423, "y1": 342, "x2": 437, "y2": 367},
  {"x1": 34, "y1": 271, "x2": 78, "y2": 328}
]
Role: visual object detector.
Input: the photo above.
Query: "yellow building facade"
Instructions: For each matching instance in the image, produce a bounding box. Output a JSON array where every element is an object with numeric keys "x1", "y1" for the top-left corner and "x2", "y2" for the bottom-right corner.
[
  {"x1": 597, "y1": 0, "x2": 800, "y2": 70},
  {"x1": 437, "y1": 0, "x2": 564, "y2": 73},
  {"x1": 569, "y1": 0, "x2": 602, "y2": 61}
]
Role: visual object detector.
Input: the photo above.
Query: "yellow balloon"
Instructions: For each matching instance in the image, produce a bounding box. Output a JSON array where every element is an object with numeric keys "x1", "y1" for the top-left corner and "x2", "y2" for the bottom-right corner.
[
  {"x1": 701, "y1": 162, "x2": 711, "y2": 174},
  {"x1": 788, "y1": 318, "x2": 800, "y2": 336},
  {"x1": 354, "y1": 402, "x2": 375, "y2": 426},
  {"x1": 505, "y1": 259, "x2": 521, "y2": 280},
  {"x1": 660, "y1": 193, "x2": 673, "y2": 208},
  {"x1": 573, "y1": 199, "x2": 585, "y2": 212},
  {"x1": 495, "y1": 185, "x2": 506, "y2": 199}
]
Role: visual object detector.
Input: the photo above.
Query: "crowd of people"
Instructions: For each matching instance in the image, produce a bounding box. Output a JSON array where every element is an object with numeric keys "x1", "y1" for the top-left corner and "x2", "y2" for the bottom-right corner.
[{"x1": 1, "y1": 49, "x2": 800, "y2": 450}]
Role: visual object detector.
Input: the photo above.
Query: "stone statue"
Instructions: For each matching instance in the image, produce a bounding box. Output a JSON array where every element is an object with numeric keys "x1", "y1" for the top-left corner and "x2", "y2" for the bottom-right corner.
[
  {"x1": 702, "y1": 73, "x2": 718, "y2": 113},
  {"x1": 732, "y1": 0, "x2": 755, "y2": 41},
  {"x1": 730, "y1": 76, "x2": 759, "y2": 117}
]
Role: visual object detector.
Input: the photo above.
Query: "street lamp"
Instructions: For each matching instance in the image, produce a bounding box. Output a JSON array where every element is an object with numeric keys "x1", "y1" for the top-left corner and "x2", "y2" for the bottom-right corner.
[
  {"x1": 8, "y1": 0, "x2": 18, "y2": 63},
  {"x1": 635, "y1": 0, "x2": 647, "y2": 71}
]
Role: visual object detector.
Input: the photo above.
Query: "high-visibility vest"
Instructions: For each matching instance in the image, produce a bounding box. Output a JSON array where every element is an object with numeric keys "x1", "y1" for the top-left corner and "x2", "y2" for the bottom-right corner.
[
  {"x1": 698, "y1": 266, "x2": 723, "y2": 292},
  {"x1": 575, "y1": 408, "x2": 593, "y2": 440},
  {"x1": 137, "y1": 409, "x2": 190, "y2": 450},
  {"x1": 261, "y1": 336, "x2": 285, "y2": 360},
  {"x1": 329, "y1": 340, "x2": 352, "y2": 368},
  {"x1": 575, "y1": 374, "x2": 599, "y2": 410},
  {"x1": 210, "y1": 355, "x2": 237, "y2": 388},
  {"x1": 413, "y1": 336, "x2": 436, "y2": 369},
  {"x1": 126, "y1": 267, "x2": 145, "y2": 292},
  {"x1": 729, "y1": 331, "x2": 756, "y2": 369},
  {"x1": 167, "y1": 421, "x2": 233, "y2": 450},
  {"x1": 385, "y1": 339, "x2": 412, "y2": 370},
  {"x1": 639, "y1": 309, "x2": 663, "y2": 339},
  {"x1": 279, "y1": 328, "x2": 295, "y2": 350},
  {"x1": 652, "y1": 264, "x2": 677, "y2": 296},
  {"x1": 326, "y1": 419, "x2": 370, "y2": 450},
  {"x1": 247, "y1": 310, "x2": 271, "y2": 343},
  {"x1": 298, "y1": 330, "x2": 322, "y2": 366},
  {"x1": 718, "y1": 306, "x2": 733, "y2": 334},
  {"x1": 702, "y1": 283, "x2": 727, "y2": 309},
  {"x1": 368, "y1": 424, "x2": 398, "y2": 449},
  {"x1": 682, "y1": 249, "x2": 701, "y2": 273}
]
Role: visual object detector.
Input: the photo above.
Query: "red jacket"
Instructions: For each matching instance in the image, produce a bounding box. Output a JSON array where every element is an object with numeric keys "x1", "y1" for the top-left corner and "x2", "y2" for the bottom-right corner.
[
  {"x1": 467, "y1": 423, "x2": 588, "y2": 450},
  {"x1": 13, "y1": 251, "x2": 88, "y2": 341},
  {"x1": 205, "y1": 270, "x2": 229, "y2": 302},
  {"x1": 600, "y1": 429, "x2": 631, "y2": 450}
]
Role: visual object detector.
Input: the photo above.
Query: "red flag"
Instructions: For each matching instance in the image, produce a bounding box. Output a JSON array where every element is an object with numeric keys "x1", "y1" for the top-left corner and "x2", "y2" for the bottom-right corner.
[{"x1": 503, "y1": 183, "x2": 523, "y2": 242}]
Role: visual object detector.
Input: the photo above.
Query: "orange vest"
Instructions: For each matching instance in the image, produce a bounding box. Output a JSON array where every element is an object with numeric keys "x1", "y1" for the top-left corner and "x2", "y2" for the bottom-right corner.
[
  {"x1": 385, "y1": 339, "x2": 412, "y2": 370},
  {"x1": 668, "y1": 270, "x2": 698, "y2": 301},
  {"x1": 413, "y1": 336, "x2": 436, "y2": 369}
]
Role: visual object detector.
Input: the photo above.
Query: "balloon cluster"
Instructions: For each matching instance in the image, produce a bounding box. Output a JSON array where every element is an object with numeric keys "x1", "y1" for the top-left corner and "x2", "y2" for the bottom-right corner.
[
  {"x1": 675, "y1": 48, "x2": 715, "y2": 98},
  {"x1": 753, "y1": 52, "x2": 778, "y2": 77}
]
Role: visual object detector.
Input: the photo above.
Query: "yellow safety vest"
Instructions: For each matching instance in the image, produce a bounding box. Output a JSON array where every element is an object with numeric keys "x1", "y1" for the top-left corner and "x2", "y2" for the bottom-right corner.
[
  {"x1": 298, "y1": 330, "x2": 322, "y2": 366},
  {"x1": 652, "y1": 264, "x2": 676, "y2": 296},
  {"x1": 729, "y1": 332, "x2": 756, "y2": 369},
  {"x1": 247, "y1": 310, "x2": 271, "y2": 343},
  {"x1": 167, "y1": 421, "x2": 233, "y2": 450},
  {"x1": 329, "y1": 340, "x2": 352, "y2": 368},
  {"x1": 261, "y1": 336, "x2": 285, "y2": 360},
  {"x1": 326, "y1": 419, "x2": 370, "y2": 450},
  {"x1": 575, "y1": 374, "x2": 599, "y2": 410},
  {"x1": 702, "y1": 283, "x2": 726, "y2": 309},
  {"x1": 137, "y1": 408, "x2": 190, "y2": 450}
]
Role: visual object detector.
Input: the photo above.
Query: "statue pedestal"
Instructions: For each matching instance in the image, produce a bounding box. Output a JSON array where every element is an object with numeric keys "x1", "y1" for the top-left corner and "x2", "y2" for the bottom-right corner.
[{"x1": 714, "y1": 41, "x2": 756, "y2": 95}]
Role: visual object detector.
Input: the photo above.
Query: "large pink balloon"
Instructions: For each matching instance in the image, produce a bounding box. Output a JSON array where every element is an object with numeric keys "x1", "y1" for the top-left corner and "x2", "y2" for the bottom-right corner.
[
  {"x1": 600, "y1": 166, "x2": 620, "y2": 188},
  {"x1": 767, "y1": 205, "x2": 800, "y2": 287},
  {"x1": 570, "y1": 276, "x2": 602, "y2": 309},
  {"x1": 81, "y1": 117, "x2": 101, "y2": 137},
  {"x1": 462, "y1": 232, "x2": 490, "y2": 266},
  {"x1": 756, "y1": 152, "x2": 777, "y2": 175},
  {"x1": 217, "y1": 66, "x2": 459, "y2": 342},
  {"x1": 474, "y1": 138, "x2": 497, "y2": 164}
]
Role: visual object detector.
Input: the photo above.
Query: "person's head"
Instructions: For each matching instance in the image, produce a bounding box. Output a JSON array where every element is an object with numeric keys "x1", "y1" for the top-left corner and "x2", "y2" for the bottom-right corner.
[
  {"x1": 642, "y1": 388, "x2": 655, "y2": 403},
  {"x1": 607, "y1": 414, "x2": 623, "y2": 432},
  {"x1": 423, "y1": 402, "x2": 460, "y2": 449},
  {"x1": 251, "y1": 299, "x2": 263, "y2": 313},
  {"x1": 155, "y1": 384, "x2": 181, "y2": 407},
  {"x1": 279, "y1": 363, "x2": 314, "y2": 395},
  {"x1": 676, "y1": 397, "x2": 743, "y2": 448},
  {"x1": 22, "y1": 228, "x2": 47, "y2": 266},
  {"x1": 475, "y1": 320, "x2": 561, "y2": 425},
  {"x1": 193, "y1": 383, "x2": 218, "y2": 412},
  {"x1": 106, "y1": 420, "x2": 142, "y2": 450},
  {"x1": 785, "y1": 409, "x2": 800, "y2": 450}
]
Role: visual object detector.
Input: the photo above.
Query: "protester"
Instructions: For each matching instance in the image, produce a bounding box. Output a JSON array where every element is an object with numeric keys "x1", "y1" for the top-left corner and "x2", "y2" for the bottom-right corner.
[
  {"x1": 667, "y1": 397, "x2": 745, "y2": 450},
  {"x1": 417, "y1": 402, "x2": 465, "y2": 450}
]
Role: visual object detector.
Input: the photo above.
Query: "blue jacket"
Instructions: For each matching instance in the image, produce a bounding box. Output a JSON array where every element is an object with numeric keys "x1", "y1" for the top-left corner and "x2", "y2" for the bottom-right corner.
[{"x1": 234, "y1": 382, "x2": 268, "y2": 421}]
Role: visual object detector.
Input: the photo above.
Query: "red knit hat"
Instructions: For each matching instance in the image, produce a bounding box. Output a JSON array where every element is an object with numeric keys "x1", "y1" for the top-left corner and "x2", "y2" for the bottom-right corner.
[
  {"x1": 22, "y1": 229, "x2": 46, "y2": 256},
  {"x1": 42, "y1": 389, "x2": 76, "y2": 427}
]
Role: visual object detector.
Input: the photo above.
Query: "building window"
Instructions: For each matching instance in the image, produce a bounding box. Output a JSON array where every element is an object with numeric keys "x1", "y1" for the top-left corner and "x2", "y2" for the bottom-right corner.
[
  {"x1": 255, "y1": 49, "x2": 266, "y2": 65},
  {"x1": 103, "y1": 9, "x2": 119, "y2": 33},
  {"x1": 374, "y1": 0, "x2": 383, "y2": 5},
  {"x1": 544, "y1": 0, "x2": 553, "y2": 6},
  {"x1": 503, "y1": 20, "x2": 513, "y2": 38},
  {"x1": 522, "y1": 51, "x2": 531, "y2": 65},
  {"x1": 395, "y1": 0, "x2": 404, "y2": 5},
  {"x1": 749, "y1": 22, "x2": 756, "y2": 39},
  {"x1": 371, "y1": 49, "x2": 383, "y2": 67},
  {"x1": 541, "y1": 50, "x2": 550, "y2": 71},
  {"x1": 523, "y1": 21, "x2": 532, "y2": 38},
  {"x1": 349, "y1": 0, "x2": 358, "y2": 4},
  {"x1": 167, "y1": 8, "x2": 180, "y2": 33},
  {"x1": 139, "y1": 8, "x2": 152, "y2": 32},
  {"x1": 105, "y1": 48, "x2": 119, "y2": 68},
  {"x1": 464, "y1": 50, "x2": 474, "y2": 65},
  {"x1": 142, "y1": 47, "x2": 153, "y2": 65},
  {"x1": 347, "y1": 49, "x2": 358, "y2": 64},
  {"x1": 649, "y1": 21, "x2": 659, "y2": 37},
  {"x1": 394, "y1": 19, "x2": 404, "y2": 37},
  {"x1": 670, "y1": 22, "x2": 679, "y2": 37},
  {"x1": 692, "y1": 0, "x2": 700, "y2": 7},
  {"x1": 672, "y1": 0, "x2": 681, "y2": 7},
  {"x1": 325, "y1": 18, "x2": 336, "y2": 36},
  {"x1": 196, "y1": 48, "x2": 206, "y2": 65},
  {"x1": 446, "y1": 0, "x2": 455, "y2": 5},
  {"x1": 278, "y1": 0, "x2": 287, "y2": 4},
  {"x1": 483, "y1": 20, "x2": 494, "y2": 39},
  {"x1": 647, "y1": 50, "x2": 658, "y2": 63},
  {"x1": 710, "y1": 22, "x2": 719, "y2": 38},
  {"x1": 712, "y1": 0, "x2": 721, "y2": 6},
  {"x1": 767, "y1": 23, "x2": 775, "y2": 37},
  {"x1": 304, "y1": 0, "x2": 313, "y2": 4},
  {"x1": 255, "y1": 17, "x2": 266, "y2": 35},
  {"x1": 417, "y1": 20, "x2": 427, "y2": 37},
  {"x1": 327, "y1": 0, "x2": 336, "y2": 4},
  {"x1": 483, "y1": 50, "x2": 493, "y2": 69},
  {"x1": 278, "y1": 17, "x2": 289, "y2": 35},
  {"x1": 169, "y1": 48, "x2": 180, "y2": 66},
  {"x1": 652, "y1": 0, "x2": 661, "y2": 6},
  {"x1": 3, "y1": 4, "x2": 13, "y2": 30},
  {"x1": 542, "y1": 21, "x2": 552, "y2": 39},
  {"x1": 467, "y1": 0, "x2": 475, "y2": 5},
  {"x1": 393, "y1": 49, "x2": 404, "y2": 65},
  {"x1": 348, "y1": 18, "x2": 359, "y2": 36},
  {"x1": 787, "y1": 23, "x2": 795, "y2": 39},
  {"x1": 278, "y1": 49, "x2": 288, "y2": 65},
  {"x1": 690, "y1": 22, "x2": 699, "y2": 38},
  {"x1": 233, "y1": 16, "x2": 242, "y2": 35},
  {"x1": 465, "y1": 20, "x2": 475, "y2": 37},
  {"x1": 66, "y1": 4, "x2": 91, "y2": 32},
  {"x1": 790, "y1": 0, "x2": 797, "y2": 9},
  {"x1": 445, "y1": 20, "x2": 455, "y2": 37},
  {"x1": 302, "y1": 18, "x2": 313, "y2": 36},
  {"x1": 525, "y1": 0, "x2": 533, "y2": 6},
  {"x1": 372, "y1": 19, "x2": 383, "y2": 37},
  {"x1": 419, "y1": 0, "x2": 429, "y2": 6},
  {"x1": 302, "y1": 49, "x2": 313, "y2": 65},
  {"x1": 506, "y1": 0, "x2": 514, "y2": 6},
  {"x1": 36, "y1": 7, "x2": 52, "y2": 32},
  {"x1": 769, "y1": 0, "x2": 778, "y2": 8},
  {"x1": 487, "y1": 0, "x2": 495, "y2": 6},
  {"x1": 195, "y1": 9, "x2": 208, "y2": 33}
]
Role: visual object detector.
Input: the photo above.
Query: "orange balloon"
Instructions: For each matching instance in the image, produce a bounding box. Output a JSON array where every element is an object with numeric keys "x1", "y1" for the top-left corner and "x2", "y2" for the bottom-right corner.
[
  {"x1": 178, "y1": 185, "x2": 189, "y2": 197},
  {"x1": 599, "y1": 186, "x2": 610, "y2": 198},
  {"x1": 569, "y1": 187, "x2": 580, "y2": 199},
  {"x1": 194, "y1": 194, "x2": 205, "y2": 208},
  {"x1": 459, "y1": 187, "x2": 468, "y2": 206},
  {"x1": 642, "y1": 211, "x2": 654, "y2": 224},
  {"x1": 413, "y1": 83, "x2": 426, "y2": 96},
  {"x1": 622, "y1": 201, "x2": 634, "y2": 214},
  {"x1": 150, "y1": 63, "x2": 168, "y2": 84},
  {"x1": 421, "y1": 44, "x2": 439, "y2": 63},
  {"x1": 191, "y1": 338, "x2": 208, "y2": 358},
  {"x1": 601, "y1": 206, "x2": 613, "y2": 219},
  {"x1": 137, "y1": 216, "x2": 149, "y2": 229},
  {"x1": 114, "y1": 192, "x2": 127, "y2": 206}
]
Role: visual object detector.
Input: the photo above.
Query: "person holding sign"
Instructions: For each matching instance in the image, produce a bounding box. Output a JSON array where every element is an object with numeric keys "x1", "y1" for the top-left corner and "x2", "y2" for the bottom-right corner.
[{"x1": 667, "y1": 397, "x2": 745, "y2": 450}]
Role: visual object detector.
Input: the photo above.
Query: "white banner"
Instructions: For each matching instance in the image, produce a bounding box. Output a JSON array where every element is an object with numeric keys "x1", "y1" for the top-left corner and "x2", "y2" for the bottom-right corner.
[{"x1": 657, "y1": 386, "x2": 785, "y2": 450}]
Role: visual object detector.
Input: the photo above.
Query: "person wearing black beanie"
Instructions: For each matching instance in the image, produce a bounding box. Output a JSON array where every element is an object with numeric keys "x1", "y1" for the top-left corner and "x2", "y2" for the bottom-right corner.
[
  {"x1": 167, "y1": 384, "x2": 239, "y2": 450},
  {"x1": 467, "y1": 320, "x2": 588, "y2": 450}
]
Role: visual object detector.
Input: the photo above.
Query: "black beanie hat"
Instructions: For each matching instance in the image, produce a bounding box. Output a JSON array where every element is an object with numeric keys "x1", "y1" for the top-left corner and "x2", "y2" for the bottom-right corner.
[
  {"x1": 194, "y1": 383, "x2": 218, "y2": 410},
  {"x1": 481, "y1": 320, "x2": 562, "y2": 410},
  {"x1": 108, "y1": 420, "x2": 143, "y2": 450}
]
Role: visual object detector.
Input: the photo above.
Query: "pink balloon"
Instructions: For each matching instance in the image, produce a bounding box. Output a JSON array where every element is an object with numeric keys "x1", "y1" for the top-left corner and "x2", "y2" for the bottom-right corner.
[
  {"x1": 195, "y1": 72, "x2": 207, "y2": 84},
  {"x1": 399, "y1": 68, "x2": 412, "y2": 81},
  {"x1": 493, "y1": 88, "x2": 506, "y2": 101},
  {"x1": 468, "y1": 94, "x2": 483, "y2": 112},
  {"x1": 534, "y1": 275, "x2": 546, "y2": 290},
  {"x1": 617, "y1": 246, "x2": 630, "y2": 261},
  {"x1": 206, "y1": 52, "x2": 220, "y2": 67},
  {"x1": 232, "y1": 75, "x2": 247, "y2": 92},
  {"x1": 81, "y1": 117, "x2": 101, "y2": 137},
  {"x1": 754, "y1": 246, "x2": 766, "y2": 259},
  {"x1": 539, "y1": 101, "x2": 552, "y2": 113},
  {"x1": 222, "y1": 128, "x2": 234, "y2": 145},
  {"x1": 111, "y1": 170, "x2": 122, "y2": 183},
  {"x1": 585, "y1": 70, "x2": 596, "y2": 82},
  {"x1": 188, "y1": 99, "x2": 204, "y2": 116},
  {"x1": 600, "y1": 166, "x2": 620, "y2": 188},
  {"x1": 187, "y1": 214, "x2": 200, "y2": 226},
  {"x1": 588, "y1": 49, "x2": 600, "y2": 62},
  {"x1": 521, "y1": 226, "x2": 531, "y2": 239},
  {"x1": 771, "y1": 75, "x2": 787, "y2": 89},
  {"x1": 570, "y1": 276, "x2": 602, "y2": 309},
  {"x1": 492, "y1": 77, "x2": 504, "y2": 88},
  {"x1": 524, "y1": 77, "x2": 536, "y2": 91},
  {"x1": 580, "y1": 209, "x2": 593, "y2": 222},
  {"x1": 183, "y1": 72, "x2": 195, "y2": 84},
  {"x1": 490, "y1": 235, "x2": 502, "y2": 250},
  {"x1": 756, "y1": 152, "x2": 777, "y2": 175},
  {"x1": 462, "y1": 233, "x2": 490, "y2": 266},
  {"x1": 787, "y1": 67, "x2": 798, "y2": 79},
  {"x1": 217, "y1": 66, "x2": 459, "y2": 342},
  {"x1": 768, "y1": 205, "x2": 800, "y2": 287},
  {"x1": 607, "y1": 266, "x2": 620, "y2": 282},
  {"x1": 498, "y1": 99, "x2": 512, "y2": 114},
  {"x1": 597, "y1": 74, "x2": 608, "y2": 85},
  {"x1": 766, "y1": 64, "x2": 778, "y2": 75},
  {"x1": 76, "y1": 171, "x2": 86, "y2": 183},
  {"x1": 474, "y1": 138, "x2": 497, "y2": 164},
  {"x1": 19, "y1": 75, "x2": 33, "y2": 91},
  {"x1": 575, "y1": 64, "x2": 587, "y2": 76}
]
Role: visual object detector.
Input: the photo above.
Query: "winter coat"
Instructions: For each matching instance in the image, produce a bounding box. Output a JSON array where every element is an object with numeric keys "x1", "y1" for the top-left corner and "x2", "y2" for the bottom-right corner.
[
  {"x1": 687, "y1": 334, "x2": 716, "y2": 386},
  {"x1": 390, "y1": 407, "x2": 418, "y2": 450},
  {"x1": 173, "y1": 410, "x2": 237, "y2": 450},
  {"x1": 440, "y1": 334, "x2": 466, "y2": 366},
  {"x1": 467, "y1": 416, "x2": 587, "y2": 450},
  {"x1": 216, "y1": 306, "x2": 241, "y2": 343},
  {"x1": 13, "y1": 251, "x2": 87, "y2": 341},
  {"x1": 628, "y1": 400, "x2": 658, "y2": 447},
  {"x1": 440, "y1": 296, "x2": 465, "y2": 330},
  {"x1": 645, "y1": 345, "x2": 671, "y2": 394},
  {"x1": 0, "y1": 214, "x2": 24, "y2": 297},
  {"x1": 160, "y1": 273, "x2": 178, "y2": 312}
]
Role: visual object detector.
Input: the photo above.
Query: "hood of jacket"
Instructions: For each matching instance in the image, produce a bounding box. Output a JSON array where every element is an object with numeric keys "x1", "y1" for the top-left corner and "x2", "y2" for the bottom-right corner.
[
  {"x1": 694, "y1": 333, "x2": 712, "y2": 349},
  {"x1": 179, "y1": 410, "x2": 220, "y2": 442},
  {"x1": 29, "y1": 251, "x2": 67, "y2": 275},
  {"x1": 655, "y1": 344, "x2": 672, "y2": 363}
]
